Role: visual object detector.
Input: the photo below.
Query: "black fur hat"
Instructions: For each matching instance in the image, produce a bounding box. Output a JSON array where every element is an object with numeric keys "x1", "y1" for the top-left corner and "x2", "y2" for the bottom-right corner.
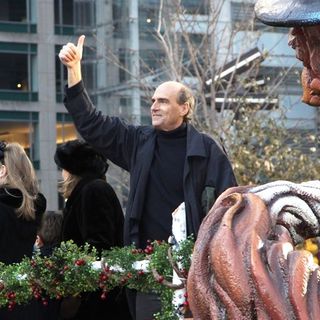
[
  {"x1": 54, "y1": 140, "x2": 109, "y2": 177},
  {"x1": 255, "y1": 0, "x2": 320, "y2": 27}
]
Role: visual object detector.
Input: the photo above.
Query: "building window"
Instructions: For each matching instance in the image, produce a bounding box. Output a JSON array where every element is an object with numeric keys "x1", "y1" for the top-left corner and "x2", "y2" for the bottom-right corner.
[
  {"x1": 55, "y1": 45, "x2": 96, "y2": 102},
  {"x1": 140, "y1": 49, "x2": 165, "y2": 74},
  {"x1": 118, "y1": 48, "x2": 130, "y2": 82},
  {"x1": 74, "y1": 0, "x2": 95, "y2": 31},
  {"x1": 0, "y1": 111, "x2": 40, "y2": 169},
  {"x1": 0, "y1": 42, "x2": 37, "y2": 101},
  {"x1": 54, "y1": 0, "x2": 74, "y2": 35},
  {"x1": 55, "y1": 46, "x2": 67, "y2": 103},
  {"x1": 113, "y1": 1, "x2": 128, "y2": 38},
  {"x1": 139, "y1": 4, "x2": 157, "y2": 38},
  {"x1": 56, "y1": 113, "x2": 77, "y2": 144},
  {"x1": 259, "y1": 66, "x2": 302, "y2": 90},
  {"x1": 55, "y1": 0, "x2": 95, "y2": 35},
  {"x1": 0, "y1": 0, "x2": 36, "y2": 33},
  {"x1": 181, "y1": 0, "x2": 209, "y2": 15},
  {"x1": 231, "y1": 2, "x2": 289, "y2": 33}
]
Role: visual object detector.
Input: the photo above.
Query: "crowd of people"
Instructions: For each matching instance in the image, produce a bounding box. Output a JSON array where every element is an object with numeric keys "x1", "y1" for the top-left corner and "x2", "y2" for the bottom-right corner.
[{"x1": 0, "y1": 35, "x2": 237, "y2": 320}]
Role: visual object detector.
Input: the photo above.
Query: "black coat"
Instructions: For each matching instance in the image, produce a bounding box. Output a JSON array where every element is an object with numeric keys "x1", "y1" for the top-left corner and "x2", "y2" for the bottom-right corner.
[
  {"x1": 62, "y1": 177, "x2": 124, "y2": 251},
  {"x1": 0, "y1": 188, "x2": 46, "y2": 264},
  {"x1": 61, "y1": 177, "x2": 131, "y2": 320},
  {"x1": 64, "y1": 81, "x2": 238, "y2": 247},
  {"x1": 0, "y1": 188, "x2": 46, "y2": 320}
]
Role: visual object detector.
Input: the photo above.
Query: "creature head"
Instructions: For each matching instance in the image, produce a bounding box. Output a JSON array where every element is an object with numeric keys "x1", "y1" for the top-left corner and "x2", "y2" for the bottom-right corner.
[{"x1": 255, "y1": 0, "x2": 320, "y2": 106}]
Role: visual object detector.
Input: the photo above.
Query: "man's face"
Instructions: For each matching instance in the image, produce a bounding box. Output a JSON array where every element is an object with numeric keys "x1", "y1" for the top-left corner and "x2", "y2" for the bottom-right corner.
[
  {"x1": 289, "y1": 26, "x2": 320, "y2": 106},
  {"x1": 151, "y1": 82, "x2": 188, "y2": 131}
]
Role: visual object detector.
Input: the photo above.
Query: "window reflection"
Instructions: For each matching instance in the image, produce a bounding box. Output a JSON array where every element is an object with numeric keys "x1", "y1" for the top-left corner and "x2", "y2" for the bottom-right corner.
[
  {"x1": 0, "y1": 53, "x2": 28, "y2": 91},
  {"x1": 0, "y1": 0, "x2": 27, "y2": 22}
]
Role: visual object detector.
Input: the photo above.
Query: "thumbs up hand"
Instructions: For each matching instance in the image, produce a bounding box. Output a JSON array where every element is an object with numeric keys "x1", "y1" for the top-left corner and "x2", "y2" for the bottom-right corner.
[{"x1": 59, "y1": 35, "x2": 85, "y2": 69}]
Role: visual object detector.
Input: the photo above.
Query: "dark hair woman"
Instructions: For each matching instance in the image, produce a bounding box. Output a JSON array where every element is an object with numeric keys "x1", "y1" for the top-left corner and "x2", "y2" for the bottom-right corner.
[{"x1": 54, "y1": 139, "x2": 131, "y2": 320}]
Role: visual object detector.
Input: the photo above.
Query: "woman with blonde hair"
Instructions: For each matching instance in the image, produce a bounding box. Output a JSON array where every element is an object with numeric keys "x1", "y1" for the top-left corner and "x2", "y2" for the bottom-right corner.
[
  {"x1": 0, "y1": 141, "x2": 46, "y2": 318},
  {"x1": 0, "y1": 141, "x2": 46, "y2": 264}
]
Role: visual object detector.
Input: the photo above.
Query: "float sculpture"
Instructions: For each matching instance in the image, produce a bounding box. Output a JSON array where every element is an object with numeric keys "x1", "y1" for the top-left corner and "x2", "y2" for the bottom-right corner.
[
  {"x1": 255, "y1": 0, "x2": 320, "y2": 106},
  {"x1": 187, "y1": 2, "x2": 320, "y2": 318},
  {"x1": 187, "y1": 181, "x2": 320, "y2": 319}
]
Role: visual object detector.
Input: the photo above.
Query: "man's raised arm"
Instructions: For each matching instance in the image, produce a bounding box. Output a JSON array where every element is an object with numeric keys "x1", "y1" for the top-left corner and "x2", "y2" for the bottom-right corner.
[{"x1": 58, "y1": 35, "x2": 85, "y2": 88}]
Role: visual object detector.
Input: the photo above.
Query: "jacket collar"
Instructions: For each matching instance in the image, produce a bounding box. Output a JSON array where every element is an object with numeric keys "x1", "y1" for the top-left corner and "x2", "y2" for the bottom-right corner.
[
  {"x1": 186, "y1": 123, "x2": 207, "y2": 158},
  {"x1": 0, "y1": 187, "x2": 23, "y2": 209},
  {"x1": 147, "y1": 123, "x2": 207, "y2": 158}
]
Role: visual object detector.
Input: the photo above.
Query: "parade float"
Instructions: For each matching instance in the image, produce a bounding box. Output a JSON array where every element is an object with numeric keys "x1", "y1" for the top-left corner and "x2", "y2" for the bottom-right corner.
[{"x1": 1, "y1": 1, "x2": 320, "y2": 319}]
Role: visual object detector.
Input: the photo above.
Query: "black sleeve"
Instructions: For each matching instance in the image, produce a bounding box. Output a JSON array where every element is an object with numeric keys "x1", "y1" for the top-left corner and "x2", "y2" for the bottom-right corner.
[{"x1": 64, "y1": 81, "x2": 137, "y2": 171}]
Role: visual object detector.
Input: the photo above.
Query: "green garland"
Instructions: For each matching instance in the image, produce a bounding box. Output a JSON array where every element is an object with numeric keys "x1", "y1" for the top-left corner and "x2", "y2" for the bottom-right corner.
[{"x1": 0, "y1": 238, "x2": 194, "y2": 319}]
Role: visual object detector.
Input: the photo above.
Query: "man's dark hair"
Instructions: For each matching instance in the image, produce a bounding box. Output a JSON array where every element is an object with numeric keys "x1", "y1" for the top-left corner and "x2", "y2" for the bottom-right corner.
[{"x1": 177, "y1": 85, "x2": 195, "y2": 122}]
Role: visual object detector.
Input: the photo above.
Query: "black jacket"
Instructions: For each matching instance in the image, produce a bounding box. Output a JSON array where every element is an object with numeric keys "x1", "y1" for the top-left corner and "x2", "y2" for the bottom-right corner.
[
  {"x1": 62, "y1": 177, "x2": 124, "y2": 252},
  {"x1": 61, "y1": 177, "x2": 131, "y2": 320},
  {"x1": 0, "y1": 189, "x2": 47, "y2": 319},
  {"x1": 0, "y1": 188, "x2": 46, "y2": 264},
  {"x1": 65, "y1": 81, "x2": 237, "y2": 246}
]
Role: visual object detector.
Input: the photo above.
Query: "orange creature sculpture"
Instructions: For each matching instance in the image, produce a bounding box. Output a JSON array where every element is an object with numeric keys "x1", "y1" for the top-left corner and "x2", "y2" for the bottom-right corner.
[
  {"x1": 255, "y1": 0, "x2": 320, "y2": 106},
  {"x1": 187, "y1": 181, "x2": 320, "y2": 319}
]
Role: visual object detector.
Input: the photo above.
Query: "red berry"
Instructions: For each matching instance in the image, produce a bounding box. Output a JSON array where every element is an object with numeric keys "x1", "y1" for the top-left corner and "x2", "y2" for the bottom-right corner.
[
  {"x1": 100, "y1": 292, "x2": 107, "y2": 300},
  {"x1": 7, "y1": 292, "x2": 16, "y2": 300},
  {"x1": 34, "y1": 293, "x2": 41, "y2": 300},
  {"x1": 75, "y1": 259, "x2": 86, "y2": 266},
  {"x1": 100, "y1": 274, "x2": 108, "y2": 281}
]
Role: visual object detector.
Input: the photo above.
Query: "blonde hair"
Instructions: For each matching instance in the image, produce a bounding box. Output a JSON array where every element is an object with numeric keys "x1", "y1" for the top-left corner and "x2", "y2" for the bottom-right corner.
[
  {"x1": 0, "y1": 142, "x2": 39, "y2": 220},
  {"x1": 58, "y1": 173, "x2": 81, "y2": 199}
]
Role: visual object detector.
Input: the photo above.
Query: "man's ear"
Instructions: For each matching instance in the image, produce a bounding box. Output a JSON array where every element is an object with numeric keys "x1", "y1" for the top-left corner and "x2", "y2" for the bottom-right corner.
[
  {"x1": 180, "y1": 103, "x2": 189, "y2": 117},
  {"x1": 0, "y1": 164, "x2": 7, "y2": 178}
]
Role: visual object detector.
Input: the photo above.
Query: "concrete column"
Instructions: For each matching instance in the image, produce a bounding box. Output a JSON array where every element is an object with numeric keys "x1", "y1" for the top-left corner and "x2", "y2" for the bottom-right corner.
[
  {"x1": 37, "y1": 0, "x2": 58, "y2": 210},
  {"x1": 129, "y1": 0, "x2": 141, "y2": 124},
  {"x1": 96, "y1": 0, "x2": 110, "y2": 111}
]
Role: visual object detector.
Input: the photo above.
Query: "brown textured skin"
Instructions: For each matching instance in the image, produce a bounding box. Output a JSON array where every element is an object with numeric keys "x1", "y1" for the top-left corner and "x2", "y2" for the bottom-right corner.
[
  {"x1": 187, "y1": 186, "x2": 320, "y2": 320},
  {"x1": 288, "y1": 26, "x2": 320, "y2": 106}
]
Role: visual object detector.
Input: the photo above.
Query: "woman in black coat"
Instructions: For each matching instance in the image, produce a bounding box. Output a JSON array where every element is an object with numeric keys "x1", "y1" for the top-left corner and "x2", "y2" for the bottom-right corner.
[
  {"x1": 0, "y1": 141, "x2": 47, "y2": 319},
  {"x1": 54, "y1": 139, "x2": 131, "y2": 320}
]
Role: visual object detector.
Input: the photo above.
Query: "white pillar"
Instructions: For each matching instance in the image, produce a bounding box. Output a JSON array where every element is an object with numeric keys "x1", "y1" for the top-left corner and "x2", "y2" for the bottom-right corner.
[
  {"x1": 37, "y1": 0, "x2": 58, "y2": 210},
  {"x1": 129, "y1": 0, "x2": 141, "y2": 124}
]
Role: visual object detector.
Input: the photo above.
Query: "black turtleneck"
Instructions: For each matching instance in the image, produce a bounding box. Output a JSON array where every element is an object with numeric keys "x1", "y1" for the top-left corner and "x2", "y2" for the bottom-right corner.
[{"x1": 139, "y1": 123, "x2": 187, "y2": 248}]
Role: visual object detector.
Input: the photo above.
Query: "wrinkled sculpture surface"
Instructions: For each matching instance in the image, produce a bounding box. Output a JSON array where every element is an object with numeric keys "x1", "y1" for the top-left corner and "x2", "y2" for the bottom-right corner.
[
  {"x1": 255, "y1": 0, "x2": 320, "y2": 106},
  {"x1": 288, "y1": 26, "x2": 320, "y2": 106},
  {"x1": 187, "y1": 181, "x2": 320, "y2": 320}
]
